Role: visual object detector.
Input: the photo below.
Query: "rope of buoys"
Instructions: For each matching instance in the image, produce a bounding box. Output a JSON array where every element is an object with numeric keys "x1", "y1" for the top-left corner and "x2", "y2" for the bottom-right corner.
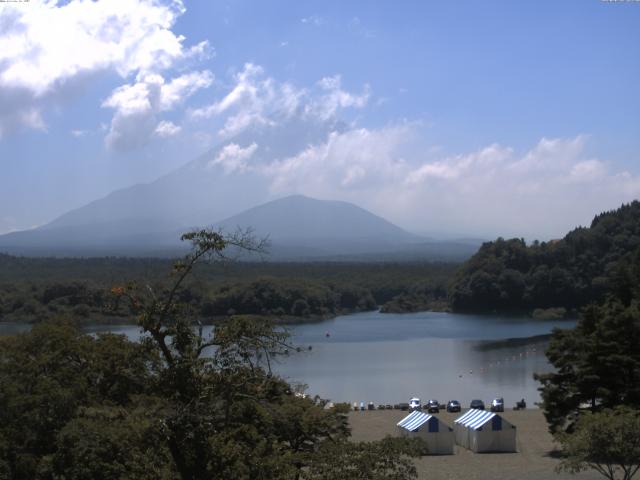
[{"x1": 457, "y1": 346, "x2": 545, "y2": 378}]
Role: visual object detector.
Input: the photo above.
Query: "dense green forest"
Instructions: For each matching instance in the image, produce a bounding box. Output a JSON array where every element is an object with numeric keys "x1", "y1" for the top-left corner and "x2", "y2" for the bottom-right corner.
[
  {"x1": 536, "y1": 245, "x2": 640, "y2": 433},
  {"x1": 0, "y1": 255, "x2": 455, "y2": 323},
  {"x1": 449, "y1": 201, "x2": 640, "y2": 314},
  {"x1": 0, "y1": 231, "x2": 425, "y2": 480},
  {"x1": 534, "y1": 235, "x2": 640, "y2": 478}
]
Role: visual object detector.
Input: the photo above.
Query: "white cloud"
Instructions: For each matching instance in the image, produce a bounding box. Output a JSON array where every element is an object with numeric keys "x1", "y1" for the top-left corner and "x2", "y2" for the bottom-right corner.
[
  {"x1": 258, "y1": 129, "x2": 640, "y2": 239},
  {"x1": 160, "y1": 71, "x2": 214, "y2": 110},
  {"x1": 569, "y1": 159, "x2": 607, "y2": 182},
  {"x1": 309, "y1": 75, "x2": 370, "y2": 121},
  {"x1": 154, "y1": 120, "x2": 181, "y2": 137},
  {"x1": 264, "y1": 125, "x2": 411, "y2": 194},
  {"x1": 102, "y1": 70, "x2": 212, "y2": 150},
  {"x1": 209, "y1": 142, "x2": 258, "y2": 173},
  {"x1": 0, "y1": 0, "x2": 210, "y2": 138},
  {"x1": 189, "y1": 64, "x2": 369, "y2": 138}
]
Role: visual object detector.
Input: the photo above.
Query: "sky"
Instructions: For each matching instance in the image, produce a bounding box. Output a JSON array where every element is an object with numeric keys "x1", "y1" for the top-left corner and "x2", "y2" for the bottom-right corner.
[{"x1": 0, "y1": 0, "x2": 639, "y2": 239}]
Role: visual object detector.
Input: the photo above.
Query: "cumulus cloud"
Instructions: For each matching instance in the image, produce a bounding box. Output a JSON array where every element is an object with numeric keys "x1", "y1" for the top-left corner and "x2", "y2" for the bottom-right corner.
[
  {"x1": 258, "y1": 129, "x2": 640, "y2": 239},
  {"x1": 102, "y1": 70, "x2": 213, "y2": 150},
  {"x1": 189, "y1": 64, "x2": 369, "y2": 138},
  {"x1": 0, "y1": 0, "x2": 210, "y2": 139},
  {"x1": 154, "y1": 120, "x2": 181, "y2": 138},
  {"x1": 310, "y1": 75, "x2": 370, "y2": 121},
  {"x1": 208, "y1": 142, "x2": 258, "y2": 173},
  {"x1": 264, "y1": 125, "x2": 411, "y2": 193}
]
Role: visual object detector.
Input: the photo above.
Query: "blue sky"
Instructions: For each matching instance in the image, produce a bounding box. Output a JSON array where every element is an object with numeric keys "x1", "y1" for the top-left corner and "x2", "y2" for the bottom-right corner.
[{"x1": 0, "y1": 0, "x2": 639, "y2": 237}]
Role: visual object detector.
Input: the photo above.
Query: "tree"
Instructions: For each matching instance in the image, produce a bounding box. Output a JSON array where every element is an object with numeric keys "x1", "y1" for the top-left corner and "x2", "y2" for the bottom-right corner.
[
  {"x1": 111, "y1": 229, "x2": 422, "y2": 480},
  {"x1": 535, "y1": 254, "x2": 640, "y2": 433},
  {"x1": 556, "y1": 407, "x2": 640, "y2": 480},
  {"x1": 303, "y1": 437, "x2": 426, "y2": 480},
  {"x1": 0, "y1": 320, "x2": 158, "y2": 480},
  {"x1": 0, "y1": 229, "x2": 424, "y2": 480}
]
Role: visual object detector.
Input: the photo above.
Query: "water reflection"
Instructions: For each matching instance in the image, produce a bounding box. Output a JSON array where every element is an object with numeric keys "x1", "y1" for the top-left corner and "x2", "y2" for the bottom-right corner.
[
  {"x1": 275, "y1": 311, "x2": 572, "y2": 407},
  {"x1": 0, "y1": 310, "x2": 574, "y2": 407}
]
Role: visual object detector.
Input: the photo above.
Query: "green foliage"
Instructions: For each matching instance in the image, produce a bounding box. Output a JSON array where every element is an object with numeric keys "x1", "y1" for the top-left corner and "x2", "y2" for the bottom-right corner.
[
  {"x1": 45, "y1": 405, "x2": 175, "y2": 480},
  {"x1": 450, "y1": 201, "x2": 640, "y2": 312},
  {"x1": 202, "y1": 277, "x2": 376, "y2": 318},
  {"x1": 303, "y1": 436, "x2": 425, "y2": 480},
  {"x1": 536, "y1": 246, "x2": 640, "y2": 433},
  {"x1": 0, "y1": 320, "x2": 159, "y2": 479},
  {"x1": 556, "y1": 407, "x2": 640, "y2": 480},
  {"x1": 0, "y1": 229, "x2": 424, "y2": 480},
  {"x1": 379, "y1": 279, "x2": 448, "y2": 313},
  {"x1": 0, "y1": 255, "x2": 457, "y2": 323}
]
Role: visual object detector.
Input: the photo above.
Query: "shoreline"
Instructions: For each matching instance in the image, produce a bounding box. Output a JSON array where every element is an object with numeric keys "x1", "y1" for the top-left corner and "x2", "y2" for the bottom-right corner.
[{"x1": 348, "y1": 409, "x2": 599, "y2": 480}]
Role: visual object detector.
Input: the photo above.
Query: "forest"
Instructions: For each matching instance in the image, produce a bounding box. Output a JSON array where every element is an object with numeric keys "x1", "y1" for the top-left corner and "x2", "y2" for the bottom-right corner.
[
  {"x1": 0, "y1": 231, "x2": 426, "y2": 480},
  {"x1": 4, "y1": 202, "x2": 640, "y2": 323},
  {"x1": 449, "y1": 201, "x2": 640, "y2": 314},
  {"x1": 0, "y1": 255, "x2": 455, "y2": 324}
]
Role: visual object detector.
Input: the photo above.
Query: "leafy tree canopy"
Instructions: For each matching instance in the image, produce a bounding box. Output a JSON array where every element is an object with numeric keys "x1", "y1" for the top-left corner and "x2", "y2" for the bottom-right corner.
[
  {"x1": 450, "y1": 201, "x2": 640, "y2": 313},
  {"x1": 556, "y1": 407, "x2": 640, "y2": 480},
  {"x1": 0, "y1": 229, "x2": 424, "y2": 480}
]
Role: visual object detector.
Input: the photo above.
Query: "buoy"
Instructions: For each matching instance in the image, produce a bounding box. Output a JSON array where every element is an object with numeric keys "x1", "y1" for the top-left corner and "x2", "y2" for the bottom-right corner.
[{"x1": 325, "y1": 331, "x2": 330, "y2": 338}]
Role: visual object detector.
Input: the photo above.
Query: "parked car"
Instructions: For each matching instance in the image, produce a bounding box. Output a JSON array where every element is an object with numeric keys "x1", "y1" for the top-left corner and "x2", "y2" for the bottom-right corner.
[
  {"x1": 446, "y1": 400, "x2": 461, "y2": 413},
  {"x1": 426, "y1": 399, "x2": 439, "y2": 413},
  {"x1": 409, "y1": 397, "x2": 421, "y2": 411},
  {"x1": 470, "y1": 399, "x2": 485, "y2": 410},
  {"x1": 490, "y1": 397, "x2": 504, "y2": 412}
]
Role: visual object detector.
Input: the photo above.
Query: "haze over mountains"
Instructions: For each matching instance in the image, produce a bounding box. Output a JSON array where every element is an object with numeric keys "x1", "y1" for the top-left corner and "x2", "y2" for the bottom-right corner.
[
  {"x1": 0, "y1": 193, "x2": 479, "y2": 260},
  {"x1": 0, "y1": 116, "x2": 481, "y2": 260}
]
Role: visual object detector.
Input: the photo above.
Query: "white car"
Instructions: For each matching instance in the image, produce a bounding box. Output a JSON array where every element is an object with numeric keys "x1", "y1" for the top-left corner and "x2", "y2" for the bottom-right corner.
[{"x1": 409, "y1": 397, "x2": 421, "y2": 411}]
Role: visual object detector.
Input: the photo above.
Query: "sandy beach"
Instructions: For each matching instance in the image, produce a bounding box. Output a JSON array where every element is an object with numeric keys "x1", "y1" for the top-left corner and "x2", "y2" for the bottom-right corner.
[{"x1": 349, "y1": 409, "x2": 601, "y2": 480}]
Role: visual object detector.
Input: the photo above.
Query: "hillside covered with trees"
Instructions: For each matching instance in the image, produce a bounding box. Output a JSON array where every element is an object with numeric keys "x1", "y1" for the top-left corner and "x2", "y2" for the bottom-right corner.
[
  {"x1": 0, "y1": 256, "x2": 455, "y2": 324},
  {"x1": 449, "y1": 201, "x2": 640, "y2": 314}
]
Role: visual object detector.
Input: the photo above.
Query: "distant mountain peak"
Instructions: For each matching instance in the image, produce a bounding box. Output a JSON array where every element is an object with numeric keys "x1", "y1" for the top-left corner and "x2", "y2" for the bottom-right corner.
[{"x1": 216, "y1": 195, "x2": 417, "y2": 243}]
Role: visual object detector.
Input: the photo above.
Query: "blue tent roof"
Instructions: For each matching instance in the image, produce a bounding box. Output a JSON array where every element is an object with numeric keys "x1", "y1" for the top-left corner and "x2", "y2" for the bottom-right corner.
[
  {"x1": 397, "y1": 411, "x2": 433, "y2": 432},
  {"x1": 454, "y1": 410, "x2": 498, "y2": 430}
]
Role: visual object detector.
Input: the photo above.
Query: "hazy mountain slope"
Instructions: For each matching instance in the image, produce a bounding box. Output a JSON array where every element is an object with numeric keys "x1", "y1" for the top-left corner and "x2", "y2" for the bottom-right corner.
[
  {"x1": 0, "y1": 192, "x2": 480, "y2": 260},
  {"x1": 216, "y1": 195, "x2": 417, "y2": 242},
  {"x1": 0, "y1": 114, "x2": 480, "y2": 259},
  {"x1": 44, "y1": 118, "x2": 338, "y2": 232}
]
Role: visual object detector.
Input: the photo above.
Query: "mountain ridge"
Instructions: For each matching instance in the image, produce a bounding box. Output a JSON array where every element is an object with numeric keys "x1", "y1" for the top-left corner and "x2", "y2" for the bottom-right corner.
[{"x1": 0, "y1": 194, "x2": 480, "y2": 261}]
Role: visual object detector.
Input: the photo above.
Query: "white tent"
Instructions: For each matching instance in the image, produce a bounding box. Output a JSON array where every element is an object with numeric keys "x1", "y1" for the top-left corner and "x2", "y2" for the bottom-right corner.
[
  {"x1": 397, "y1": 411, "x2": 455, "y2": 455},
  {"x1": 453, "y1": 410, "x2": 516, "y2": 453}
]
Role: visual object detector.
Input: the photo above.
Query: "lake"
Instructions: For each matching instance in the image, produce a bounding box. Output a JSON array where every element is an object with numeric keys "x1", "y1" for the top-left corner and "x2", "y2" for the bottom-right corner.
[{"x1": 0, "y1": 310, "x2": 574, "y2": 408}]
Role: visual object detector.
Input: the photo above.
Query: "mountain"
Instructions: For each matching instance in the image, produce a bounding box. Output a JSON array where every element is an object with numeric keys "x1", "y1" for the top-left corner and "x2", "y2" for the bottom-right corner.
[
  {"x1": 41, "y1": 118, "x2": 339, "y2": 234},
  {"x1": 0, "y1": 193, "x2": 480, "y2": 260},
  {"x1": 217, "y1": 195, "x2": 416, "y2": 242},
  {"x1": 215, "y1": 195, "x2": 436, "y2": 260},
  {"x1": 0, "y1": 116, "x2": 480, "y2": 260}
]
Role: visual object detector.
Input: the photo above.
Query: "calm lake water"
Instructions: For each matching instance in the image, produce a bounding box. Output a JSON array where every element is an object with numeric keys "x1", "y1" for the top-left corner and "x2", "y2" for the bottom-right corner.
[{"x1": 0, "y1": 311, "x2": 575, "y2": 408}]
